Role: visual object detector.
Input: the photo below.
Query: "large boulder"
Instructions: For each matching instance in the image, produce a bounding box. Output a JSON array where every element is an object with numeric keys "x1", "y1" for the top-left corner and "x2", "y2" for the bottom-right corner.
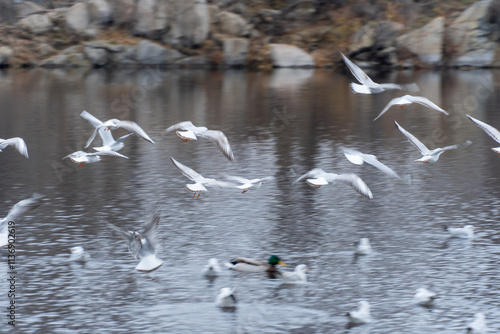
[
  {"x1": 269, "y1": 43, "x2": 315, "y2": 68},
  {"x1": 0, "y1": 46, "x2": 14, "y2": 66},
  {"x1": 135, "y1": 40, "x2": 183, "y2": 65},
  {"x1": 83, "y1": 41, "x2": 123, "y2": 67},
  {"x1": 15, "y1": 2, "x2": 48, "y2": 18},
  {"x1": 350, "y1": 21, "x2": 404, "y2": 58},
  {"x1": 65, "y1": 3, "x2": 91, "y2": 33},
  {"x1": 218, "y1": 11, "x2": 249, "y2": 37},
  {"x1": 397, "y1": 16, "x2": 445, "y2": 67},
  {"x1": 133, "y1": 0, "x2": 168, "y2": 38},
  {"x1": 163, "y1": 0, "x2": 210, "y2": 47},
  {"x1": 109, "y1": 0, "x2": 135, "y2": 27},
  {"x1": 86, "y1": 0, "x2": 112, "y2": 25},
  {"x1": 223, "y1": 38, "x2": 249, "y2": 67},
  {"x1": 446, "y1": 0, "x2": 497, "y2": 67},
  {"x1": 17, "y1": 14, "x2": 53, "y2": 34}
]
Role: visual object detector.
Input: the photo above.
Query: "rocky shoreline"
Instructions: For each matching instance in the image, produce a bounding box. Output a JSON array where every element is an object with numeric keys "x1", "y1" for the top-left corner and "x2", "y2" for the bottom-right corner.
[{"x1": 0, "y1": 0, "x2": 499, "y2": 70}]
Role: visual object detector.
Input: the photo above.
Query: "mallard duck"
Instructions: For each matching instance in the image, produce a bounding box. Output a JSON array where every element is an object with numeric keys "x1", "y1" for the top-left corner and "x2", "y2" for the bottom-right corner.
[{"x1": 225, "y1": 255, "x2": 286, "y2": 273}]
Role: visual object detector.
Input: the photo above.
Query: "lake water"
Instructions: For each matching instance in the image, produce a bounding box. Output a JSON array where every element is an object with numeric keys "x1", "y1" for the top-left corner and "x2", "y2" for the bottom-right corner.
[{"x1": 0, "y1": 67, "x2": 499, "y2": 333}]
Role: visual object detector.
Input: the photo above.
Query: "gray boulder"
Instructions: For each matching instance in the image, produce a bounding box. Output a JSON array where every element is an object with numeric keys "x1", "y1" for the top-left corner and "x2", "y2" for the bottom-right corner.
[
  {"x1": 446, "y1": 0, "x2": 496, "y2": 67},
  {"x1": 109, "y1": 0, "x2": 135, "y2": 27},
  {"x1": 15, "y1": 2, "x2": 48, "y2": 18},
  {"x1": 83, "y1": 41, "x2": 124, "y2": 67},
  {"x1": 0, "y1": 46, "x2": 14, "y2": 66},
  {"x1": 133, "y1": 0, "x2": 168, "y2": 38},
  {"x1": 350, "y1": 21, "x2": 404, "y2": 57},
  {"x1": 17, "y1": 14, "x2": 53, "y2": 34},
  {"x1": 163, "y1": 0, "x2": 210, "y2": 47},
  {"x1": 223, "y1": 38, "x2": 249, "y2": 67},
  {"x1": 86, "y1": 0, "x2": 112, "y2": 25},
  {"x1": 40, "y1": 53, "x2": 90, "y2": 68},
  {"x1": 269, "y1": 43, "x2": 315, "y2": 68},
  {"x1": 65, "y1": 3, "x2": 90, "y2": 33},
  {"x1": 135, "y1": 40, "x2": 183, "y2": 65},
  {"x1": 397, "y1": 16, "x2": 445, "y2": 67},
  {"x1": 218, "y1": 11, "x2": 249, "y2": 37}
]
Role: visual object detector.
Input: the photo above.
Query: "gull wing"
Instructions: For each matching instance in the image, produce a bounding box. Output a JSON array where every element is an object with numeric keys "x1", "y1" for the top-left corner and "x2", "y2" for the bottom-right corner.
[
  {"x1": 467, "y1": 114, "x2": 500, "y2": 144},
  {"x1": 80, "y1": 110, "x2": 103, "y2": 128},
  {"x1": 362, "y1": 154, "x2": 400, "y2": 178},
  {"x1": 293, "y1": 168, "x2": 325, "y2": 184},
  {"x1": 342, "y1": 147, "x2": 365, "y2": 165},
  {"x1": 432, "y1": 140, "x2": 472, "y2": 154},
  {"x1": 406, "y1": 95, "x2": 448, "y2": 115},
  {"x1": 201, "y1": 130, "x2": 235, "y2": 163},
  {"x1": 394, "y1": 121, "x2": 430, "y2": 155},
  {"x1": 0, "y1": 137, "x2": 29, "y2": 158},
  {"x1": 225, "y1": 175, "x2": 250, "y2": 184},
  {"x1": 115, "y1": 133, "x2": 135, "y2": 143},
  {"x1": 81, "y1": 111, "x2": 116, "y2": 148},
  {"x1": 85, "y1": 127, "x2": 101, "y2": 148},
  {"x1": 141, "y1": 207, "x2": 162, "y2": 252},
  {"x1": 170, "y1": 157, "x2": 204, "y2": 182},
  {"x1": 379, "y1": 83, "x2": 403, "y2": 91},
  {"x1": 374, "y1": 97, "x2": 404, "y2": 121},
  {"x1": 340, "y1": 52, "x2": 376, "y2": 86},
  {"x1": 87, "y1": 151, "x2": 129, "y2": 159},
  {"x1": 62, "y1": 151, "x2": 85, "y2": 160},
  {"x1": 326, "y1": 173, "x2": 373, "y2": 199},
  {"x1": 4, "y1": 193, "x2": 44, "y2": 222},
  {"x1": 204, "y1": 178, "x2": 235, "y2": 188},
  {"x1": 113, "y1": 120, "x2": 154, "y2": 144},
  {"x1": 106, "y1": 221, "x2": 140, "y2": 259},
  {"x1": 165, "y1": 121, "x2": 195, "y2": 133}
]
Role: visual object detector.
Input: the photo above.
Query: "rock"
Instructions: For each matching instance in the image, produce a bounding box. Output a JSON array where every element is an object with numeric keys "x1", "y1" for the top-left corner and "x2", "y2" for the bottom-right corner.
[
  {"x1": 38, "y1": 43, "x2": 56, "y2": 57},
  {"x1": 40, "y1": 53, "x2": 90, "y2": 68},
  {"x1": 350, "y1": 21, "x2": 404, "y2": 56},
  {"x1": 208, "y1": 4, "x2": 219, "y2": 24},
  {"x1": 17, "y1": 14, "x2": 53, "y2": 34},
  {"x1": 65, "y1": 3, "x2": 90, "y2": 33},
  {"x1": 109, "y1": 0, "x2": 135, "y2": 27},
  {"x1": 109, "y1": 45, "x2": 137, "y2": 65},
  {"x1": 0, "y1": 46, "x2": 14, "y2": 66},
  {"x1": 218, "y1": 11, "x2": 249, "y2": 36},
  {"x1": 85, "y1": 41, "x2": 124, "y2": 52},
  {"x1": 269, "y1": 43, "x2": 315, "y2": 68},
  {"x1": 83, "y1": 44, "x2": 109, "y2": 66},
  {"x1": 282, "y1": 1, "x2": 316, "y2": 21},
  {"x1": 397, "y1": 16, "x2": 445, "y2": 67},
  {"x1": 133, "y1": 0, "x2": 168, "y2": 38},
  {"x1": 252, "y1": 9, "x2": 284, "y2": 36},
  {"x1": 15, "y1": 2, "x2": 48, "y2": 18},
  {"x1": 446, "y1": 0, "x2": 496, "y2": 67},
  {"x1": 135, "y1": 40, "x2": 183, "y2": 65},
  {"x1": 87, "y1": 0, "x2": 112, "y2": 25},
  {"x1": 0, "y1": 0, "x2": 16, "y2": 24},
  {"x1": 176, "y1": 55, "x2": 208, "y2": 67},
  {"x1": 163, "y1": 0, "x2": 210, "y2": 47},
  {"x1": 223, "y1": 38, "x2": 249, "y2": 67}
]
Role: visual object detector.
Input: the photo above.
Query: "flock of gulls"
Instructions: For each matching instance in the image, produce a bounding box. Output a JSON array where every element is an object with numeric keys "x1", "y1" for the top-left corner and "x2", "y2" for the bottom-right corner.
[{"x1": 1, "y1": 52, "x2": 498, "y2": 332}]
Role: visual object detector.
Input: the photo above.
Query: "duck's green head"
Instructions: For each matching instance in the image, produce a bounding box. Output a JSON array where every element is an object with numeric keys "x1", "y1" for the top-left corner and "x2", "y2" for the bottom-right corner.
[{"x1": 268, "y1": 255, "x2": 286, "y2": 266}]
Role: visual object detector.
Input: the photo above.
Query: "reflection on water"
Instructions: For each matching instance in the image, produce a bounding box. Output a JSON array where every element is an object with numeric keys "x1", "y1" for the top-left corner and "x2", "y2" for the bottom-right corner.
[{"x1": 1, "y1": 67, "x2": 500, "y2": 333}]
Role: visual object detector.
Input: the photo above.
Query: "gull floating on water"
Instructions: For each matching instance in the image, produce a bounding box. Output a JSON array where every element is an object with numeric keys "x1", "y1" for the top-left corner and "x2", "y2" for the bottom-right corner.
[
  {"x1": 342, "y1": 147, "x2": 400, "y2": 178},
  {"x1": 170, "y1": 157, "x2": 234, "y2": 198},
  {"x1": 341, "y1": 52, "x2": 418, "y2": 94},
  {"x1": 165, "y1": 121, "x2": 235, "y2": 162},
  {"x1": 69, "y1": 246, "x2": 91, "y2": 262},
  {"x1": 374, "y1": 95, "x2": 449, "y2": 121},
  {"x1": 443, "y1": 225, "x2": 475, "y2": 239},
  {"x1": 215, "y1": 288, "x2": 237, "y2": 309},
  {"x1": 412, "y1": 288, "x2": 437, "y2": 307},
  {"x1": 0, "y1": 193, "x2": 44, "y2": 248},
  {"x1": 467, "y1": 313, "x2": 488, "y2": 333},
  {"x1": 225, "y1": 175, "x2": 274, "y2": 193},
  {"x1": 294, "y1": 168, "x2": 373, "y2": 199},
  {"x1": 347, "y1": 301, "x2": 372, "y2": 324},
  {"x1": 467, "y1": 114, "x2": 500, "y2": 154},
  {"x1": 84, "y1": 116, "x2": 154, "y2": 149},
  {"x1": 278, "y1": 264, "x2": 309, "y2": 284},
  {"x1": 0, "y1": 137, "x2": 28, "y2": 158},
  {"x1": 355, "y1": 238, "x2": 372, "y2": 255},
  {"x1": 395, "y1": 121, "x2": 472, "y2": 163},
  {"x1": 80, "y1": 110, "x2": 135, "y2": 152},
  {"x1": 203, "y1": 258, "x2": 222, "y2": 278},
  {"x1": 62, "y1": 150, "x2": 128, "y2": 167},
  {"x1": 107, "y1": 208, "x2": 163, "y2": 272}
]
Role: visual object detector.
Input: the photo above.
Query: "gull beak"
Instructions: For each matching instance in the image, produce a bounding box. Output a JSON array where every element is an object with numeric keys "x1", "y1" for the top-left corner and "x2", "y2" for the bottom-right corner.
[{"x1": 278, "y1": 261, "x2": 286, "y2": 266}]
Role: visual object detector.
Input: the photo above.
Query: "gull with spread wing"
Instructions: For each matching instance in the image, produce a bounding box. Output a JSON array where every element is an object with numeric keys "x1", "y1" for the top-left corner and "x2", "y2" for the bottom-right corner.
[
  {"x1": 62, "y1": 150, "x2": 128, "y2": 167},
  {"x1": 170, "y1": 157, "x2": 234, "y2": 198},
  {"x1": 467, "y1": 114, "x2": 500, "y2": 154},
  {"x1": 107, "y1": 208, "x2": 163, "y2": 272},
  {"x1": 374, "y1": 95, "x2": 449, "y2": 121},
  {"x1": 341, "y1": 52, "x2": 418, "y2": 94},
  {"x1": 294, "y1": 168, "x2": 373, "y2": 199},
  {"x1": 0, "y1": 137, "x2": 28, "y2": 158},
  {"x1": 84, "y1": 116, "x2": 154, "y2": 149},
  {"x1": 342, "y1": 147, "x2": 400, "y2": 178},
  {"x1": 165, "y1": 121, "x2": 235, "y2": 162},
  {"x1": 80, "y1": 110, "x2": 135, "y2": 152},
  {"x1": 225, "y1": 175, "x2": 274, "y2": 193},
  {"x1": 394, "y1": 121, "x2": 471, "y2": 163},
  {"x1": 1, "y1": 193, "x2": 44, "y2": 248}
]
